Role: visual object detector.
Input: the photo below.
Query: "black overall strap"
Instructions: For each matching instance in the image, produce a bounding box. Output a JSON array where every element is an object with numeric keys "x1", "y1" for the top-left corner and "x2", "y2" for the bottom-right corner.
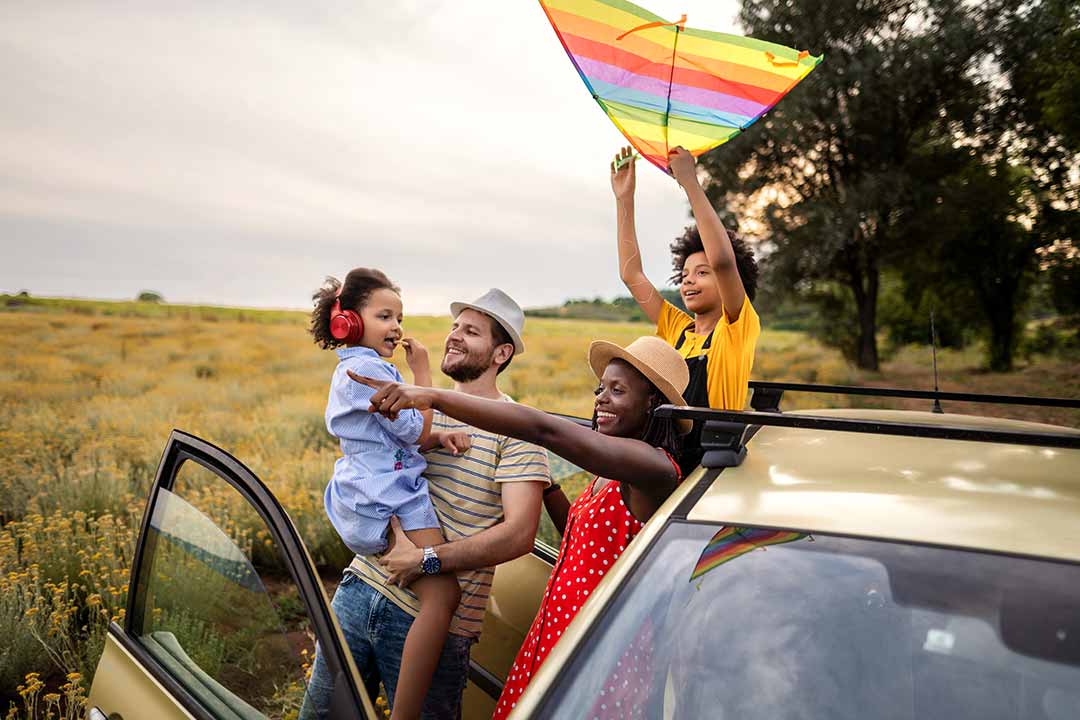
[{"x1": 675, "y1": 322, "x2": 714, "y2": 351}]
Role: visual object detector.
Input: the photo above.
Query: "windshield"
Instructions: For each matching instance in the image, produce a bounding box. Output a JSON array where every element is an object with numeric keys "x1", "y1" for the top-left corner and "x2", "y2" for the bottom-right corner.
[{"x1": 535, "y1": 522, "x2": 1080, "y2": 720}]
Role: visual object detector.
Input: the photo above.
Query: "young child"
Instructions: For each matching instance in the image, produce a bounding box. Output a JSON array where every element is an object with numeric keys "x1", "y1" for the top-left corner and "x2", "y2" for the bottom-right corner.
[
  {"x1": 611, "y1": 145, "x2": 761, "y2": 470},
  {"x1": 310, "y1": 267, "x2": 465, "y2": 720}
]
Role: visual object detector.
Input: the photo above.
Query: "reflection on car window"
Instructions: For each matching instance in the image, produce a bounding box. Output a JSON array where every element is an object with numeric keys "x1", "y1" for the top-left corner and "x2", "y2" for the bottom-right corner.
[
  {"x1": 131, "y1": 460, "x2": 314, "y2": 720},
  {"x1": 537, "y1": 522, "x2": 1080, "y2": 720}
]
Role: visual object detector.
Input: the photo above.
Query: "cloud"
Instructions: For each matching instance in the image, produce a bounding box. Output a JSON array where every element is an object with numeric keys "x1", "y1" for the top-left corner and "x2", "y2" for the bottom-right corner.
[{"x1": 0, "y1": 0, "x2": 740, "y2": 312}]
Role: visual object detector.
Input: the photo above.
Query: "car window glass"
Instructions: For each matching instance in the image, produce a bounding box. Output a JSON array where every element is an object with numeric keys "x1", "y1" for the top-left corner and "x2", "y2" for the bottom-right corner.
[
  {"x1": 131, "y1": 460, "x2": 315, "y2": 720},
  {"x1": 538, "y1": 522, "x2": 1080, "y2": 720},
  {"x1": 537, "y1": 452, "x2": 591, "y2": 547}
]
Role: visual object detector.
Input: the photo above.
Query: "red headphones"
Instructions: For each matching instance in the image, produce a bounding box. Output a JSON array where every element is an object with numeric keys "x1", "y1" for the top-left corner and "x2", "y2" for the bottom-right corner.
[{"x1": 330, "y1": 291, "x2": 364, "y2": 344}]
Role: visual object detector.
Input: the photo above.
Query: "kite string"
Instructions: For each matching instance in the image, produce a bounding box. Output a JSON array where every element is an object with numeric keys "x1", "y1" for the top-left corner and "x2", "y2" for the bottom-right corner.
[{"x1": 662, "y1": 24, "x2": 682, "y2": 161}]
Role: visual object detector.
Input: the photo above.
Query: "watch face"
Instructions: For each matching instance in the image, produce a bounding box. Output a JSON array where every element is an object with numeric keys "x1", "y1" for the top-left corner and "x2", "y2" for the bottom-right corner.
[{"x1": 422, "y1": 551, "x2": 441, "y2": 575}]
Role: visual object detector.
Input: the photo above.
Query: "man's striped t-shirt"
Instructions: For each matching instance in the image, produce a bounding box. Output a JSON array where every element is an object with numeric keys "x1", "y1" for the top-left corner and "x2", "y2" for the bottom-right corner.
[{"x1": 348, "y1": 403, "x2": 551, "y2": 639}]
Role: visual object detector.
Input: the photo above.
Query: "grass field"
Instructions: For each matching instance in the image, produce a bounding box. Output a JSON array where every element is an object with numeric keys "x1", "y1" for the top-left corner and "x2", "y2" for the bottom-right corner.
[{"x1": 1, "y1": 296, "x2": 1077, "y2": 717}]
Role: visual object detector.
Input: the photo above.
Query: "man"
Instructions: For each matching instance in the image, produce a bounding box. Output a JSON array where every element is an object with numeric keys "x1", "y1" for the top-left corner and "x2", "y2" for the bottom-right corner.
[{"x1": 303, "y1": 288, "x2": 551, "y2": 720}]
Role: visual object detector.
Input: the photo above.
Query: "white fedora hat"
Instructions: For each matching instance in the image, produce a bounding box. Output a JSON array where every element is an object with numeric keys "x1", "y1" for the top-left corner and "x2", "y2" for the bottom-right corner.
[{"x1": 450, "y1": 288, "x2": 526, "y2": 355}]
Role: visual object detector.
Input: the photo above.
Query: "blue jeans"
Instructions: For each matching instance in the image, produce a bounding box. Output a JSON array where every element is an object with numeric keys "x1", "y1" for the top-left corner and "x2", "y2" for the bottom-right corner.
[{"x1": 300, "y1": 572, "x2": 474, "y2": 720}]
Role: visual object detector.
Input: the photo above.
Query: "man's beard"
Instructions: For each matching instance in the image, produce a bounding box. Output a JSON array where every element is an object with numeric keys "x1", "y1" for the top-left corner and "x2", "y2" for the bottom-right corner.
[{"x1": 442, "y1": 348, "x2": 494, "y2": 383}]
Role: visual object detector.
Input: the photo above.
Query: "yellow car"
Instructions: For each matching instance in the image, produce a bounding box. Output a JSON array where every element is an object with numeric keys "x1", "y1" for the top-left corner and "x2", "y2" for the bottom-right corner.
[{"x1": 87, "y1": 382, "x2": 1080, "y2": 720}]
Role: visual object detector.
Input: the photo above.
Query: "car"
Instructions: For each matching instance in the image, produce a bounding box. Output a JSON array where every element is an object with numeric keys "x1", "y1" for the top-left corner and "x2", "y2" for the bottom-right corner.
[{"x1": 85, "y1": 382, "x2": 1080, "y2": 720}]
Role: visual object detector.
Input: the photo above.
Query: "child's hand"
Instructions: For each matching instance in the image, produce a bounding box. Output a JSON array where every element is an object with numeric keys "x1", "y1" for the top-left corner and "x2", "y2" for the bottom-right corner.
[
  {"x1": 402, "y1": 337, "x2": 429, "y2": 369},
  {"x1": 668, "y1": 146, "x2": 700, "y2": 190},
  {"x1": 438, "y1": 431, "x2": 471, "y2": 456},
  {"x1": 610, "y1": 145, "x2": 637, "y2": 202}
]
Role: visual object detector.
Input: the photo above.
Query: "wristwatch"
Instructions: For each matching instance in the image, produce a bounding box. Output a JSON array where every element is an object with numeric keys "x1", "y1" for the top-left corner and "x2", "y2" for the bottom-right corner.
[{"x1": 420, "y1": 546, "x2": 441, "y2": 575}]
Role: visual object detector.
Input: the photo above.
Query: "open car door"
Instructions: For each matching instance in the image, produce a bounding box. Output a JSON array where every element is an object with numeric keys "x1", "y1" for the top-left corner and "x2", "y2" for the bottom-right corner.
[{"x1": 87, "y1": 430, "x2": 377, "y2": 720}]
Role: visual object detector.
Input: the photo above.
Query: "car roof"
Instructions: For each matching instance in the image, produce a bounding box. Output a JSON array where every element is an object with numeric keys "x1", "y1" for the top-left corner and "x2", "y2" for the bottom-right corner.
[{"x1": 686, "y1": 408, "x2": 1080, "y2": 563}]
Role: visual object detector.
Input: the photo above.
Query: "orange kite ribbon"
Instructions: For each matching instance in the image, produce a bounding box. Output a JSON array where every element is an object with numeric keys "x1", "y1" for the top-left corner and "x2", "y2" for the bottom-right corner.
[
  {"x1": 616, "y1": 13, "x2": 687, "y2": 41},
  {"x1": 765, "y1": 49, "x2": 810, "y2": 67}
]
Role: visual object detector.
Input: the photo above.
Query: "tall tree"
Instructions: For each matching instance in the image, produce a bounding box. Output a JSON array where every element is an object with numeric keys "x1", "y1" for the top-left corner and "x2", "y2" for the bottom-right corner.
[
  {"x1": 990, "y1": 0, "x2": 1080, "y2": 321},
  {"x1": 898, "y1": 143, "x2": 1043, "y2": 370},
  {"x1": 699, "y1": 0, "x2": 990, "y2": 369}
]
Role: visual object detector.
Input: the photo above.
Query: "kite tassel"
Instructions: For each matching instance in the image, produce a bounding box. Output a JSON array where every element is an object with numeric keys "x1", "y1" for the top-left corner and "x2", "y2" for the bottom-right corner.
[
  {"x1": 616, "y1": 13, "x2": 687, "y2": 41},
  {"x1": 765, "y1": 49, "x2": 810, "y2": 67}
]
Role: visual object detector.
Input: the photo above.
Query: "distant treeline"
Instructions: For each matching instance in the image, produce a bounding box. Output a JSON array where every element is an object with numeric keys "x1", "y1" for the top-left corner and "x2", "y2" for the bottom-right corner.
[
  {"x1": 0, "y1": 294, "x2": 303, "y2": 325},
  {"x1": 525, "y1": 290, "x2": 685, "y2": 323}
]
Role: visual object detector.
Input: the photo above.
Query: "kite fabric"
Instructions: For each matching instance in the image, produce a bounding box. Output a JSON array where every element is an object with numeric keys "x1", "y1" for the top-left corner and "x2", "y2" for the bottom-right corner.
[
  {"x1": 689, "y1": 526, "x2": 807, "y2": 581},
  {"x1": 538, "y1": 0, "x2": 822, "y2": 172}
]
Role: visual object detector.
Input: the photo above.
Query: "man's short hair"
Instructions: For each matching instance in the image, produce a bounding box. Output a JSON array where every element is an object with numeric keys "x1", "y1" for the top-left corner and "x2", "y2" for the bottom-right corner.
[
  {"x1": 669, "y1": 225, "x2": 758, "y2": 302},
  {"x1": 489, "y1": 319, "x2": 515, "y2": 374}
]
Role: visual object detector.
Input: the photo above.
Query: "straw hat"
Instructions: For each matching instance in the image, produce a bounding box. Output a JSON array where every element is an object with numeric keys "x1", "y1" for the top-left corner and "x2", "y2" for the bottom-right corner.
[{"x1": 588, "y1": 336, "x2": 691, "y2": 434}]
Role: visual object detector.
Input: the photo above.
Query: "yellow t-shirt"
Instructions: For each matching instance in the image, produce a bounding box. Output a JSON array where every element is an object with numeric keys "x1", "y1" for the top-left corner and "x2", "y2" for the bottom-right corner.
[{"x1": 655, "y1": 299, "x2": 760, "y2": 410}]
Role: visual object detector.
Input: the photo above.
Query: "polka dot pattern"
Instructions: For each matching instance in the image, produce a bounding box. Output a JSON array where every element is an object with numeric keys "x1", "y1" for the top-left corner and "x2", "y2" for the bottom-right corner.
[{"x1": 493, "y1": 478, "x2": 645, "y2": 719}]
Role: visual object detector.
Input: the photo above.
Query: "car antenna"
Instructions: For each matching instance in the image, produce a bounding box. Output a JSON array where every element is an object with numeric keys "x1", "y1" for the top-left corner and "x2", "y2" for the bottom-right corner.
[{"x1": 930, "y1": 307, "x2": 944, "y2": 414}]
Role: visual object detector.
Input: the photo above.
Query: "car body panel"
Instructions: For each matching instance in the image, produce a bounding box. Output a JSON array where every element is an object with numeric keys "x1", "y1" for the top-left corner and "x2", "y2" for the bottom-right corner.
[
  {"x1": 688, "y1": 409, "x2": 1080, "y2": 562},
  {"x1": 509, "y1": 410, "x2": 1080, "y2": 717},
  {"x1": 462, "y1": 548, "x2": 554, "y2": 718},
  {"x1": 87, "y1": 628, "x2": 196, "y2": 720}
]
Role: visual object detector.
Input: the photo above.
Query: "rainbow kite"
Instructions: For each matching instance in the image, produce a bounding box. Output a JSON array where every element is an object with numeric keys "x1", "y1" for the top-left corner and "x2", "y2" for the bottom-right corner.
[
  {"x1": 539, "y1": 0, "x2": 822, "y2": 172},
  {"x1": 689, "y1": 526, "x2": 807, "y2": 581}
]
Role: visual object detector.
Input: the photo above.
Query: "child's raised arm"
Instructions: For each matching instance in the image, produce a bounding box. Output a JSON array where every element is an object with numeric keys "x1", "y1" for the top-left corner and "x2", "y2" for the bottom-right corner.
[
  {"x1": 668, "y1": 146, "x2": 747, "y2": 322},
  {"x1": 611, "y1": 146, "x2": 664, "y2": 323}
]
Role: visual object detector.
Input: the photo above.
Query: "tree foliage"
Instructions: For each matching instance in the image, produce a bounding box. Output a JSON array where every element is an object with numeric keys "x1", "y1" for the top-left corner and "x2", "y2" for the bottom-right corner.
[{"x1": 697, "y1": 0, "x2": 1078, "y2": 371}]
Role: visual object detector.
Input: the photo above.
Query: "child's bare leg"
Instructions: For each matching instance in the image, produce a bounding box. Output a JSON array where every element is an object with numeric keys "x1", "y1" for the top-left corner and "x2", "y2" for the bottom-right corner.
[{"x1": 390, "y1": 527, "x2": 460, "y2": 720}]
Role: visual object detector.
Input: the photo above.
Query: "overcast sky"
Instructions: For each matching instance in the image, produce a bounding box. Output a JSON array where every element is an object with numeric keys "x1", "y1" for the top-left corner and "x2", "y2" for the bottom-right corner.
[{"x1": 1, "y1": 0, "x2": 741, "y2": 313}]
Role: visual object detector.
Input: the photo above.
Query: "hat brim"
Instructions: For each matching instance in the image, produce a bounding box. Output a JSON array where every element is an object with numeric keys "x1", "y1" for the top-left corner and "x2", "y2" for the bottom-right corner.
[
  {"x1": 588, "y1": 341, "x2": 692, "y2": 434},
  {"x1": 450, "y1": 301, "x2": 525, "y2": 355}
]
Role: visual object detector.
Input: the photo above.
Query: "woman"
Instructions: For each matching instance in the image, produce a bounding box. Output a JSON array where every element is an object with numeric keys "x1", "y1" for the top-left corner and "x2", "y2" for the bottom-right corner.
[{"x1": 350, "y1": 335, "x2": 690, "y2": 718}]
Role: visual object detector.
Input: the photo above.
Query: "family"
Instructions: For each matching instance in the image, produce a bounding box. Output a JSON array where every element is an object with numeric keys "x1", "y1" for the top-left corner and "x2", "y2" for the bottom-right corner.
[{"x1": 299, "y1": 147, "x2": 761, "y2": 720}]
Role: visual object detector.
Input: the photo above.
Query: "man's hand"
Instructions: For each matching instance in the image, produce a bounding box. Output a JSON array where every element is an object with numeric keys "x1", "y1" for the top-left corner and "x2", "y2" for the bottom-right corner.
[
  {"x1": 347, "y1": 372, "x2": 437, "y2": 420},
  {"x1": 436, "y1": 430, "x2": 471, "y2": 456},
  {"x1": 379, "y1": 517, "x2": 423, "y2": 587},
  {"x1": 610, "y1": 145, "x2": 637, "y2": 202},
  {"x1": 401, "y1": 337, "x2": 429, "y2": 375},
  {"x1": 668, "y1": 146, "x2": 701, "y2": 191}
]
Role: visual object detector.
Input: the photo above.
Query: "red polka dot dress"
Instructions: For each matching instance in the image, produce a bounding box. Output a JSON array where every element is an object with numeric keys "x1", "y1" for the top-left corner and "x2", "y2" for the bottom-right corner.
[{"x1": 493, "y1": 455, "x2": 680, "y2": 720}]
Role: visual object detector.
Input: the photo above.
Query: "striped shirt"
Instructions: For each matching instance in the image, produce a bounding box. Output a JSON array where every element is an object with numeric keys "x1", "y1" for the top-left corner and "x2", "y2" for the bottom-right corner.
[{"x1": 349, "y1": 401, "x2": 551, "y2": 638}]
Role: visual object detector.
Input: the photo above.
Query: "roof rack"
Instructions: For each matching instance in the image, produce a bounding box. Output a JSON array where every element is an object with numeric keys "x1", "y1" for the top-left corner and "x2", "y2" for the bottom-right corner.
[
  {"x1": 748, "y1": 380, "x2": 1080, "y2": 414},
  {"x1": 652, "y1": 405, "x2": 1080, "y2": 468}
]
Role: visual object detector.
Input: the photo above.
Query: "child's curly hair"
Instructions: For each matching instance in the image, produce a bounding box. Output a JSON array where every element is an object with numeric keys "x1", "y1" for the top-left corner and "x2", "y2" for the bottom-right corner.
[
  {"x1": 668, "y1": 226, "x2": 758, "y2": 302},
  {"x1": 310, "y1": 268, "x2": 400, "y2": 349}
]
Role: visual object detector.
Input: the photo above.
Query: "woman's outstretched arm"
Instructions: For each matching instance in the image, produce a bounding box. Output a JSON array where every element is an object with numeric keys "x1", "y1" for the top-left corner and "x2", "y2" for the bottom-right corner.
[{"x1": 349, "y1": 372, "x2": 677, "y2": 499}]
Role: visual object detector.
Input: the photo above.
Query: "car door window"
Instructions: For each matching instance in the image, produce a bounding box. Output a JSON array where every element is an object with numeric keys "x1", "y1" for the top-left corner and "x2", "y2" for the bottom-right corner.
[
  {"x1": 130, "y1": 461, "x2": 310, "y2": 719},
  {"x1": 537, "y1": 417, "x2": 593, "y2": 550},
  {"x1": 123, "y1": 433, "x2": 373, "y2": 720}
]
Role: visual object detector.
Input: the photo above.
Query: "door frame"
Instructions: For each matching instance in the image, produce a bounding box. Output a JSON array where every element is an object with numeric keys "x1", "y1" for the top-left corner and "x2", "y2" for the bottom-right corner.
[{"x1": 122, "y1": 429, "x2": 376, "y2": 720}]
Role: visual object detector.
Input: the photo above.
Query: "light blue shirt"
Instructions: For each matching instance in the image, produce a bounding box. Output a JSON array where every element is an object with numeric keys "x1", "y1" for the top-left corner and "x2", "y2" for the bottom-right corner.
[{"x1": 323, "y1": 346, "x2": 436, "y2": 555}]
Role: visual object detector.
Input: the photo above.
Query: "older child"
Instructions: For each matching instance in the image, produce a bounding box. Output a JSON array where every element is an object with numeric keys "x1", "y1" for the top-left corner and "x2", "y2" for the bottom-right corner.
[
  {"x1": 610, "y1": 145, "x2": 760, "y2": 413},
  {"x1": 310, "y1": 267, "x2": 465, "y2": 720}
]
